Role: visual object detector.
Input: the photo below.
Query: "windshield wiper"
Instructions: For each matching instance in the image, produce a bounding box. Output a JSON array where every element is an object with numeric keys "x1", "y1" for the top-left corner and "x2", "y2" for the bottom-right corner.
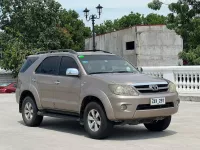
[
  {"x1": 89, "y1": 72, "x2": 112, "y2": 75},
  {"x1": 89, "y1": 71, "x2": 135, "y2": 74},
  {"x1": 113, "y1": 71, "x2": 133, "y2": 73}
]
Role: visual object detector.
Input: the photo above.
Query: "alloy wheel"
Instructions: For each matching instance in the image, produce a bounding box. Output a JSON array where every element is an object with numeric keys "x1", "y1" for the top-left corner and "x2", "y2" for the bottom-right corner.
[
  {"x1": 87, "y1": 109, "x2": 101, "y2": 132},
  {"x1": 24, "y1": 102, "x2": 34, "y2": 120}
]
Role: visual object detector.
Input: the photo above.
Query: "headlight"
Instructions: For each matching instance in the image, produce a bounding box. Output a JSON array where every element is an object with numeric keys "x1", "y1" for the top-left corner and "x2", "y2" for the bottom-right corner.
[
  {"x1": 109, "y1": 84, "x2": 138, "y2": 96},
  {"x1": 168, "y1": 82, "x2": 177, "y2": 93}
]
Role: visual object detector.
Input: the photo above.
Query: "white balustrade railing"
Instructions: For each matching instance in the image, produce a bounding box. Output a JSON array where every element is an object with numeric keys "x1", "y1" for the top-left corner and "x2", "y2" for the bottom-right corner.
[{"x1": 142, "y1": 66, "x2": 200, "y2": 95}]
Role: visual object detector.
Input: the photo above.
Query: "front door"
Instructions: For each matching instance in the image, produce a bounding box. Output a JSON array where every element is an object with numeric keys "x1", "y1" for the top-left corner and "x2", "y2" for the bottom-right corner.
[
  {"x1": 34, "y1": 56, "x2": 60, "y2": 109},
  {"x1": 54, "y1": 56, "x2": 81, "y2": 113}
]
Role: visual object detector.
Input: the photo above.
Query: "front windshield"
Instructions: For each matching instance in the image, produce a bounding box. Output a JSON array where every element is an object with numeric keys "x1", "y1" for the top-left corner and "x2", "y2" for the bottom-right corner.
[{"x1": 78, "y1": 55, "x2": 138, "y2": 74}]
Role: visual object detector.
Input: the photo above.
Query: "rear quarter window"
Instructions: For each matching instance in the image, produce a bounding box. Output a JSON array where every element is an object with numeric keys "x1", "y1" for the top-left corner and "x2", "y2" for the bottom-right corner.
[{"x1": 20, "y1": 57, "x2": 38, "y2": 73}]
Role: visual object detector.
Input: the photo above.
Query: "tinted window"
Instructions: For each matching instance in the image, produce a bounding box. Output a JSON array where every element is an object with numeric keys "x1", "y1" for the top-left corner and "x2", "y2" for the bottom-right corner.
[
  {"x1": 59, "y1": 56, "x2": 78, "y2": 76},
  {"x1": 36, "y1": 56, "x2": 60, "y2": 75},
  {"x1": 20, "y1": 57, "x2": 38, "y2": 73}
]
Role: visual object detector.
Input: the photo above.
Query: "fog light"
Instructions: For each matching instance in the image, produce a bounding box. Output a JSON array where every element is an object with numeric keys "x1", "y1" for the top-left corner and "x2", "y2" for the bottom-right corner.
[{"x1": 121, "y1": 104, "x2": 127, "y2": 110}]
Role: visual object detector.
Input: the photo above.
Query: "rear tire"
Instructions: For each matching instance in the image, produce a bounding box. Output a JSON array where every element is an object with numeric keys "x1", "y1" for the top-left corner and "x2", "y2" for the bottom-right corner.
[
  {"x1": 144, "y1": 116, "x2": 171, "y2": 131},
  {"x1": 83, "y1": 102, "x2": 113, "y2": 139},
  {"x1": 22, "y1": 96, "x2": 43, "y2": 127}
]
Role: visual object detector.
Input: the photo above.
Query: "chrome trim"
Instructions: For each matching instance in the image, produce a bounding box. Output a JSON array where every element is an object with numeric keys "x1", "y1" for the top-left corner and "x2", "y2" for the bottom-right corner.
[
  {"x1": 132, "y1": 82, "x2": 168, "y2": 86},
  {"x1": 159, "y1": 87, "x2": 168, "y2": 90},
  {"x1": 136, "y1": 88, "x2": 151, "y2": 91},
  {"x1": 134, "y1": 82, "x2": 169, "y2": 93},
  {"x1": 136, "y1": 87, "x2": 168, "y2": 91}
]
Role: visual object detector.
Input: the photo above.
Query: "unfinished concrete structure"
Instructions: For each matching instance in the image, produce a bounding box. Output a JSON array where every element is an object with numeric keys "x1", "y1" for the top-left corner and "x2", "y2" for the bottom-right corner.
[
  {"x1": 0, "y1": 68, "x2": 15, "y2": 84},
  {"x1": 85, "y1": 25, "x2": 183, "y2": 67}
]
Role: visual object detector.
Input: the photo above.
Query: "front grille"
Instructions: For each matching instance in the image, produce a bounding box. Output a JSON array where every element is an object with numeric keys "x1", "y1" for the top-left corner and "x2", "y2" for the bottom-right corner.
[
  {"x1": 138, "y1": 89, "x2": 168, "y2": 93},
  {"x1": 136, "y1": 102, "x2": 174, "y2": 110},
  {"x1": 134, "y1": 84, "x2": 168, "y2": 93}
]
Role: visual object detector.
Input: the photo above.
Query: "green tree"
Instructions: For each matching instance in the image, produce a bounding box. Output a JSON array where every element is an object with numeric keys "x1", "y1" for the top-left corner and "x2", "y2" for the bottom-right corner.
[
  {"x1": 94, "y1": 12, "x2": 166, "y2": 35},
  {"x1": 148, "y1": 0, "x2": 164, "y2": 10},
  {"x1": 179, "y1": 45, "x2": 200, "y2": 65},
  {"x1": 117, "y1": 12, "x2": 143, "y2": 28},
  {"x1": 95, "y1": 20, "x2": 115, "y2": 35},
  {"x1": 1, "y1": 36, "x2": 34, "y2": 77},
  {"x1": 59, "y1": 10, "x2": 91, "y2": 51},
  {"x1": 0, "y1": 0, "x2": 91, "y2": 76},
  {"x1": 0, "y1": 0, "x2": 71, "y2": 49},
  {"x1": 143, "y1": 13, "x2": 166, "y2": 25},
  {"x1": 148, "y1": 0, "x2": 200, "y2": 65}
]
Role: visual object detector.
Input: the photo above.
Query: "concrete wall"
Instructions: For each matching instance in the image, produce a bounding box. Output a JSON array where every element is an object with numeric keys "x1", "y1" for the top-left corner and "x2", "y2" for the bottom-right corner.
[
  {"x1": 85, "y1": 25, "x2": 183, "y2": 67},
  {"x1": 85, "y1": 27, "x2": 138, "y2": 66},
  {"x1": 0, "y1": 74, "x2": 16, "y2": 83},
  {"x1": 0, "y1": 68, "x2": 15, "y2": 83},
  {"x1": 136, "y1": 25, "x2": 183, "y2": 67}
]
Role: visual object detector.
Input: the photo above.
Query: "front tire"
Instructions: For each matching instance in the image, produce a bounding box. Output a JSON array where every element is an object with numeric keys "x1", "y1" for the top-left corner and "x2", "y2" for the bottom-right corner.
[
  {"x1": 83, "y1": 102, "x2": 113, "y2": 139},
  {"x1": 22, "y1": 96, "x2": 43, "y2": 127},
  {"x1": 144, "y1": 116, "x2": 171, "y2": 131}
]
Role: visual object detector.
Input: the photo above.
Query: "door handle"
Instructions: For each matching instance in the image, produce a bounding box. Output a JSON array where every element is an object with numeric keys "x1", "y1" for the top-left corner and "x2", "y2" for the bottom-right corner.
[
  {"x1": 32, "y1": 78, "x2": 36, "y2": 82},
  {"x1": 55, "y1": 81, "x2": 60, "y2": 85}
]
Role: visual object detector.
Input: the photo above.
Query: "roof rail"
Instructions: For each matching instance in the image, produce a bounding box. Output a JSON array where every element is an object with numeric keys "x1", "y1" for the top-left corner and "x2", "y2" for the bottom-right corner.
[
  {"x1": 36, "y1": 49, "x2": 77, "y2": 55},
  {"x1": 84, "y1": 50, "x2": 112, "y2": 54}
]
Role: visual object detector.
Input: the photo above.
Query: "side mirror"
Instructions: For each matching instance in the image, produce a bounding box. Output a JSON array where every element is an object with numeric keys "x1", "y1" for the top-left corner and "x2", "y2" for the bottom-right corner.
[{"x1": 66, "y1": 68, "x2": 79, "y2": 76}]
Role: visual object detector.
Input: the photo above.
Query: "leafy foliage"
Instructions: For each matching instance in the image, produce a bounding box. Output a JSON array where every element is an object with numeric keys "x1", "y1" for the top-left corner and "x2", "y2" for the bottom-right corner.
[
  {"x1": 148, "y1": 0, "x2": 200, "y2": 65},
  {"x1": 59, "y1": 10, "x2": 91, "y2": 51},
  {"x1": 179, "y1": 46, "x2": 200, "y2": 65},
  {"x1": 148, "y1": 0, "x2": 163, "y2": 10},
  {"x1": 1, "y1": 38, "x2": 34, "y2": 77},
  {"x1": 94, "y1": 12, "x2": 166, "y2": 35},
  {"x1": 143, "y1": 13, "x2": 166, "y2": 25},
  {"x1": 0, "y1": 0, "x2": 91, "y2": 76},
  {"x1": 0, "y1": 0, "x2": 63, "y2": 48}
]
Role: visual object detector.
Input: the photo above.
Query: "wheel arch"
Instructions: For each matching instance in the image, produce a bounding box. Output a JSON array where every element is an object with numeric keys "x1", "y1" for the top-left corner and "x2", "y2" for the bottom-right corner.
[
  {"x1": 80, "y1": 94, "x2": 115, "y2": 120},
  {"x1": 80, "y1": 96, "x2": 104, "y2": 119},
  {"x1": 19, "y1": 90, "x2": 35, "y2": 113}
]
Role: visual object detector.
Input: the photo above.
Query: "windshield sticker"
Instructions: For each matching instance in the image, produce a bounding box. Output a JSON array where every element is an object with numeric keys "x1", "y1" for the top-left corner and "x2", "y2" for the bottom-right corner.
[
  {"x1": 78, "y1": 55, "x2": 85, "y2": 58},
  {"x1": 82, "y1": 61, "x2": 88, "y2": 64}
]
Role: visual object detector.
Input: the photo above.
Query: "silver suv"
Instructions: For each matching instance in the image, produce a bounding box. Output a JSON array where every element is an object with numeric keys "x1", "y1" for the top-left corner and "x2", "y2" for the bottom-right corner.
[{"x1": 16, "y1": 49, "x2": 180, "y2": 139}]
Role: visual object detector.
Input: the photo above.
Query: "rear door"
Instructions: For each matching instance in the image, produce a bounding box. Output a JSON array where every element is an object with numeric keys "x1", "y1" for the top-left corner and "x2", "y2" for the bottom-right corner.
[
  {"x1": 35, "y1": 56, "x2": 61, "y2": 109},
  {"x1": 17, "y1": 56, "x2": 39, "y2": 99}
]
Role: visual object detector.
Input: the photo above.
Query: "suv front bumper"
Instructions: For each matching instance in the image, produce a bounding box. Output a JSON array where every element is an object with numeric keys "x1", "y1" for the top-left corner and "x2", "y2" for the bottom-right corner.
[{"x1": 107, "y1": 92, "x2": 180, "y2": 121}]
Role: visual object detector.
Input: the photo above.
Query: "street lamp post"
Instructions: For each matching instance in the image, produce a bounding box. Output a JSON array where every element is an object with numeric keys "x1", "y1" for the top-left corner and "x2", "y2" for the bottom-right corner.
[{"x1": 83, "y1": 4, "x2": 103, "y2": 50}]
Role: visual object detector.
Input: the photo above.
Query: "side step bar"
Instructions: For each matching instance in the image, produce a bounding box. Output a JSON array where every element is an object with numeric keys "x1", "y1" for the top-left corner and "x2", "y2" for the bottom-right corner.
[{"x1": 37, "y1": 111, "x2": 80, "y2": 121}]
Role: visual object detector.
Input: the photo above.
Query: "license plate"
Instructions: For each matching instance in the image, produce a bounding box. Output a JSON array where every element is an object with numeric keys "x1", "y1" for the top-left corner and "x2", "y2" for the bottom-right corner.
[{"x1": 150, "y1": 97, "x2": 165, "y2": 106}]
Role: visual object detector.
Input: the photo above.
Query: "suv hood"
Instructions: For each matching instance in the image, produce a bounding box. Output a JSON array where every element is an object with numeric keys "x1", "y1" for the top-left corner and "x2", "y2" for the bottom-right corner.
[{"x1": 91, "y1": 73, "x2": 168, "y2": 85}]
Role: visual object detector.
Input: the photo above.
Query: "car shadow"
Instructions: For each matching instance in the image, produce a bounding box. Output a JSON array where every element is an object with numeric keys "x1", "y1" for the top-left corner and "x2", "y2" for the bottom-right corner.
[
  {"x1": 18, "y1": 118, "x2": 177, "y2": 141},
  {"x1": 109, "y1": 125, "x2": 176, "y2": 140},
  {"x1": 18, "y1": 118, "x2": 85, "y2": 137}
]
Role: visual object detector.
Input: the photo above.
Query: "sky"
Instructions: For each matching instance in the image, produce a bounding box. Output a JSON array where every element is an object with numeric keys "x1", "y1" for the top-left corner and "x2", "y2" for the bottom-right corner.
[{"x1": 57, "y1": 0, "x2": 177, "y2": 27}]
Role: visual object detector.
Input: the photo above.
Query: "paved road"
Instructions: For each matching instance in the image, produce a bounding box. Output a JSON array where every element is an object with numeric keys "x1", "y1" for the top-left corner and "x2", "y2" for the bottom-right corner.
[{"x1": 0, "y1": 94, "x2": 200, "y2": 150}]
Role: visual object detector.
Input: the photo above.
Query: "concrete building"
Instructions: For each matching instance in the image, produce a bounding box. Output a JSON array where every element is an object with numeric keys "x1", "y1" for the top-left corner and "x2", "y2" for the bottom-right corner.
[
  {"x1": 0, "y1": 68, "x2": 15, "y2": 84},
  {"x1": 85, "y1": 25, "x2": 183, "y2": 67},
  {"x1": 0, "y1": 49, "x2": 15, "y2": 83}
]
